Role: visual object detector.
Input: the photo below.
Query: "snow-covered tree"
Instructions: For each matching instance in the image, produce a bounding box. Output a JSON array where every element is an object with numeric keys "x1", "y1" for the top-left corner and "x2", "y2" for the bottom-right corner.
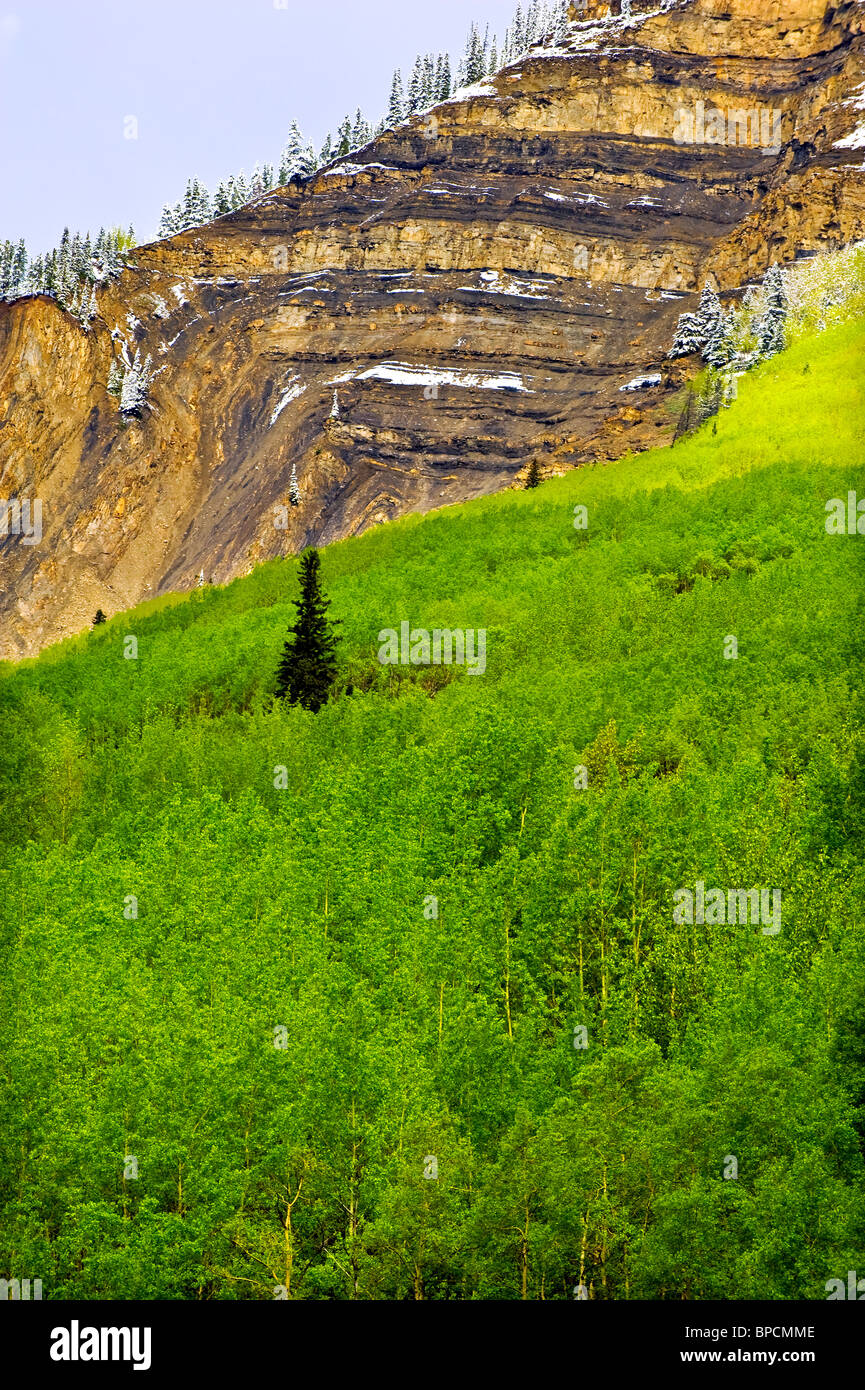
[
  {"x1": 513, "y1": 4, "x2": 526, "y2": 54},
  {"x1": 107, "y1": 359, "x2": 124, "y2": 397},
  {"x1": 423, "y1": 56, "x2": 436, "y2": 105},
  {"x1": 667, "y1": 310, "x2": 703, "y2": 358},
  {"x1": 11, "y1": 239, "x2": 28, "y2": 298},
  {"x1": 388, "y1": 69, "x2": 405, "y2": 126},
  {"x1": 694, "y1": 281, "x2": 723, "y2": 351},
  {"x1": 437, "y1": 53, "x2": 452, "y2": 100},
  {"x1": 351, "y1": 109, "x2": 371, "y2": 150},
  {"x1": 279, "y1": 124, "x2": 318, "y2": 183},
  {"x1": 120, "y1": 348, "x2": 154, "y2": 418},
  {"x1": 757, "y1": 262, "x2": 788, "y2": 359},
  {"x1": 408, "y1": 57, "x2": 425, "y2": 114},
  {"x1": 705, "y1": 310, "x2": 736, "y2": 368},
  {"x1": 24, "y1": 253, "x2": 43, "y2": 296},
  {"x1": 213, "y1": 182, "x2": 232, "y2": 216},
  {"x1": 289, "y1": 461, "x2": 301, "y2": 507},
  {"x1": 158, "y1": 203, "x2": 179, "y2": 239},
  {"x1": 464, "y1": 24, "x2": 487, "y2": 83},
  {"x1": 79, "y1": 284, "x2": 97, "y2": 327},
  {"x1": 336, "y1": 116, "x2": 353, "y2": 157}
]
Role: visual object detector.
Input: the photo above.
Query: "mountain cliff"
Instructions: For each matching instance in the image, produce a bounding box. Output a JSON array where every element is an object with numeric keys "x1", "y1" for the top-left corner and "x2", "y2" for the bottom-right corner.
[{"x1": 1, "y1": 0, "x2": 864, "y2": 658}]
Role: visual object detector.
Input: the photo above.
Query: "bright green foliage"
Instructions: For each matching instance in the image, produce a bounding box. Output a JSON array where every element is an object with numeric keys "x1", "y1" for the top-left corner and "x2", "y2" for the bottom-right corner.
[{"x1": 0, "y1": 319, "x2": 863, "y2": 1299}]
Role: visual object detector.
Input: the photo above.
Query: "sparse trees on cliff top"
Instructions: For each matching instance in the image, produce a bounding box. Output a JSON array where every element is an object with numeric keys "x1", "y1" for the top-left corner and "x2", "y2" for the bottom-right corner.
[
  {"x1": 1, "y1": 226, "x2": 133, "y2": 309},
  {"x1": 3, "y1": 3, "x2": 572, "y2": 292}
]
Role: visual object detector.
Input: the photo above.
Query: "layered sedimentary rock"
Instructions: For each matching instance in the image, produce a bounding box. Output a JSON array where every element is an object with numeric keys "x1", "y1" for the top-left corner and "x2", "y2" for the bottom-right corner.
[{"x1": 1, "y1": 0, "x2": 863, "y2": 657}]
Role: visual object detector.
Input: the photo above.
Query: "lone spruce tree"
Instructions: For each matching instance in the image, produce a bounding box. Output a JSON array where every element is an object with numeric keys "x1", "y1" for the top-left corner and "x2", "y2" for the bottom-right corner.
[
  {"x1": 525, "y1": 458, "x2": 541, "y2": 489},
  {"x1": 275, "y1": 548, "x2": 340, "y2": 711}
]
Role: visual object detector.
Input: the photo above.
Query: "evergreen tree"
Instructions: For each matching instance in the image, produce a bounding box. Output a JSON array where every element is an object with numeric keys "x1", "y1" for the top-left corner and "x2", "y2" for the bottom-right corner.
[
  {"x1": 11, "y1": 238, "x2": 28, "y2": 297},
  {"x1": 667, "y1": 310, "x2": 703, "y2": 359},
  {"x1": 275, "y1": 548, "x2": 341, "y2": 711},
  {"x1": 705, "y1": 310, "x2": 736, "y2": 368},
  {"x1": 757, "y1": 263, "x2": 788, "y2": 359},
  {"x1": 436, "y1": 54, "x2": 452, "y2": 100},
  {"x1": 0, "y1": 240, "x2": 14, "y2": 298},
  {"x1": 388, "y1": 69, "x2": 405, "y2": 126},
  {"x1": 351, "y1": 108, "x2": 369, "y2": 150},
  {"x1": 319, "y1": 133, "x2": 334, "y2": 166},
  {"x1": 45, "y1": 249, "x2": 58, "y2": 296},
  {"x1": 120, "y1": 348, "x2": 154, "y2": 417},
  {"x1": 408, "y1": 56, "x2": 425, "y2": 114},
  {"x1": 525, "y1": 458, "x2": 541, "y2": 488},
  {"x1": 194, "y1": 179, "x2": 212, "y2": 222},
  {"x1": 463, "y1": 24, "x2": 486, "y2": 84},
  {"x1": 694, "y1": 281, "x2": 723, "y2": 352},
  {"x1": 336, "y1": 116, "x2": 353, "y2": 157},
  {"x1": 107, "y1": 359, "x2": 124, "y2": 397},
  {"x1": 159, "y1": 203, "x2": 179, "y2": 239},
  {"x1": 92, "y1": 609, "x2": 107, "y2": 626},
  {"x1": 289, "y1": 461, "x2": 301, "y2": 508},
  {"x1": 26, "y1": 254, "x2": 45, "y2": 296},
  {"x1": 512, "y1": 4, "x2": 526, "y2": 55}
]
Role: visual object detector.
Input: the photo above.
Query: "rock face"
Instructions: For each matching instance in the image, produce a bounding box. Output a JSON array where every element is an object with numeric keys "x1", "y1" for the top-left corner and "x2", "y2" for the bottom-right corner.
[{"x1": 1, "y1": 0, "x2": 863, "y2": 658}]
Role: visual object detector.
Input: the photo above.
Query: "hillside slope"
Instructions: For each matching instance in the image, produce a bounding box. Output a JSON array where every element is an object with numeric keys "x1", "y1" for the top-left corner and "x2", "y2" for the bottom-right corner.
[
  {"x1": 1, "y1": 0, "x2": 864, "y2": 658},
  {"x1": 1, "y1": 319, "x2": 863, "y2": 1299}
]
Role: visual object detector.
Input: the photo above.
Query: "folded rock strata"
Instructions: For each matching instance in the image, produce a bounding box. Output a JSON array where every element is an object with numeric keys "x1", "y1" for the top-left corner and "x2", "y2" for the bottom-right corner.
[{"x1": 1, "y1": 0, "x2": 863, "y2": 656}]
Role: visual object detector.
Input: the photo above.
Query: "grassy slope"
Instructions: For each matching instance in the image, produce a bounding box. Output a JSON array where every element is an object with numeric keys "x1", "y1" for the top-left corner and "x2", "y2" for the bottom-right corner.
[{"x1": 0, "y1": 319, "x2": 863, "y2": 1299}]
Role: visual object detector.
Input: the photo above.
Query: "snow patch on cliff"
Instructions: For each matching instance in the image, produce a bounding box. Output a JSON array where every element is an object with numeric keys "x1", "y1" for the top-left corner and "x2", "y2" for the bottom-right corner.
[
  {"x1": 620, "y1": 372, "x2": 662, "y2": 391},
  {"x1": 835, "y1": 122, "x2": 865, "y2": 150},
  {"x1": 270, "y1": 377, "x2": 306, "y2": 424},
  {"x1": 329, "y1": 361, "x2": 533, "y2": 392}
]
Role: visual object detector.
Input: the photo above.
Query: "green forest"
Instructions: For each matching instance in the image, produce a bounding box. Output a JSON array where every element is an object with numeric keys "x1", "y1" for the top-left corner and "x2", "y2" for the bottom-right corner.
[{"x1": 1, "y1": 317, "x2": 863, "y2": 1299}]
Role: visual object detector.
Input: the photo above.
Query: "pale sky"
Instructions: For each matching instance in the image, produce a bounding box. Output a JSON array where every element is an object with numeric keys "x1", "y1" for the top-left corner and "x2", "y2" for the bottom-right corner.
[{"x1": 0, "y1": 0, "x2": 525, "y2": 253}]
